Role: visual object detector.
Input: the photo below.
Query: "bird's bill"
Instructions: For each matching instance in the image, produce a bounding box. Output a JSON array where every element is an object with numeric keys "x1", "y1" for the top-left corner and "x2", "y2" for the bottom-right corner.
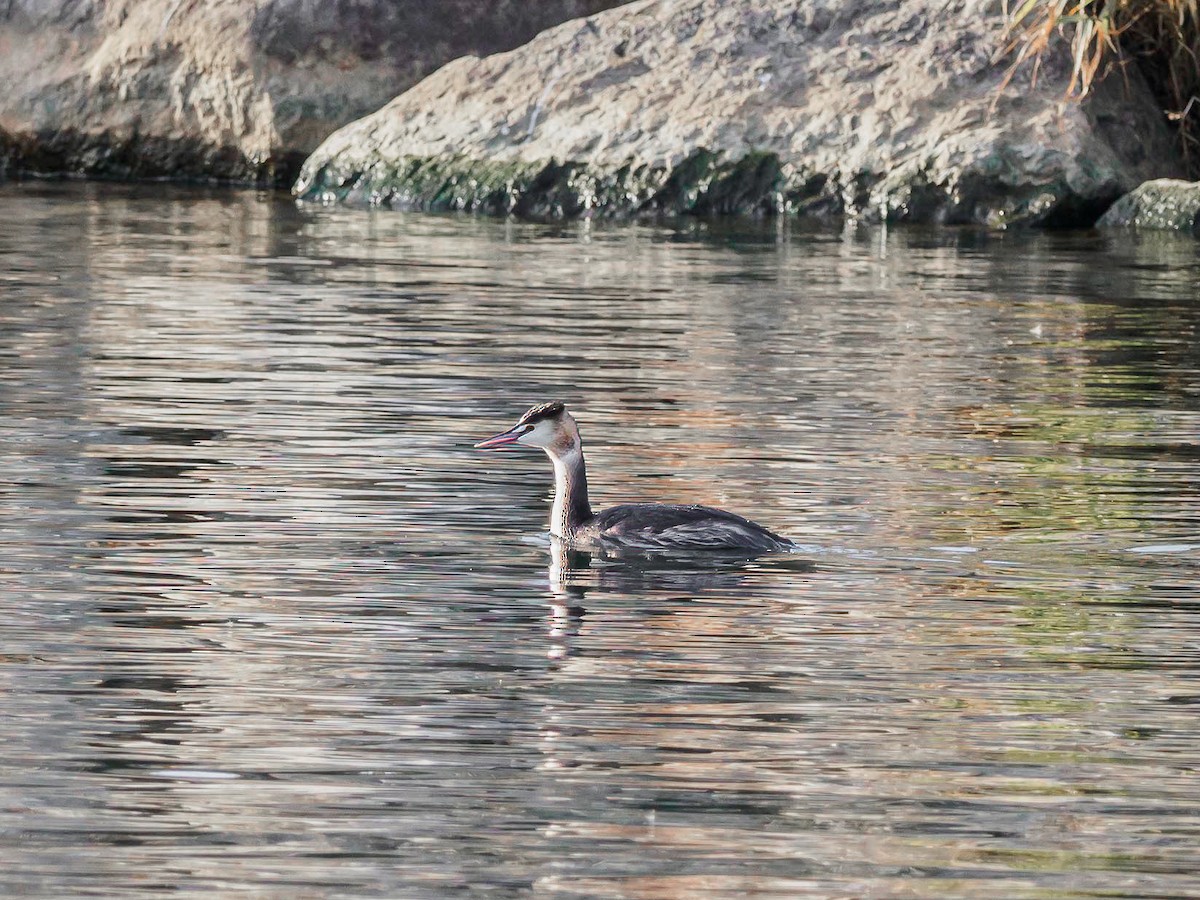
[{"x1": 473, "y1": 426, "x2": 525, "y2": 450}]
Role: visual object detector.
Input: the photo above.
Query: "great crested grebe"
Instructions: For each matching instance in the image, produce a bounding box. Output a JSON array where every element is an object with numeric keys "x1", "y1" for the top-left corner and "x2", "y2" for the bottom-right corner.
[{"x1": 474, "y1": 402, "x2": 793, "y2": 552}]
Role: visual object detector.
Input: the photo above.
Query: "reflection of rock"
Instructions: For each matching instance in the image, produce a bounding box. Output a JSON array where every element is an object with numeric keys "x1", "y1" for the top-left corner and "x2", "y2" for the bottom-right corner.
[
  {"x1": 1097, "y1": 179, "x2": 1200, "y2": 233},
  {"x1": 0, "y1": 0, "x2": 627, "y2": 184},
  {"x1": 295, "y1": 0, "x2": 1182, "y2": 227}
]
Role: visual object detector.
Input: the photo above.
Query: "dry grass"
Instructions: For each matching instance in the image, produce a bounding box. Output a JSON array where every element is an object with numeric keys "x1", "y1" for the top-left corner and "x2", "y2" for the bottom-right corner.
[{"x1": 1002, "y1": 0, "x2": 1200, "y2": 173}]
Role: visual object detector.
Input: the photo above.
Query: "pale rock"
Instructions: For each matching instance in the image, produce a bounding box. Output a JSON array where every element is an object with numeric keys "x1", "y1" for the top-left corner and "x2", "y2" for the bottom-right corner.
[
  {"x1": 0, "y1": 0, "x2": 626, "y2": 183},
  {"x1": 296, "y1": 0, "x2": 1183, "y2": 226}
]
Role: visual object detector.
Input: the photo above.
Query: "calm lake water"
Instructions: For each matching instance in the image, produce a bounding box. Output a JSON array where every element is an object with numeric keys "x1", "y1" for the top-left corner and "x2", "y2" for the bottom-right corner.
[{"x1": 1, "y1": 181, "x2": 1198, "y2": 898}]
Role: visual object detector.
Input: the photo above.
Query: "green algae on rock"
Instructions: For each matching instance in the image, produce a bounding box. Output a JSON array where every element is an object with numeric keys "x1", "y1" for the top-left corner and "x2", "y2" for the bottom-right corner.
[{"x1": 297, "y1": 149, "x2": 815, "y2": 219}]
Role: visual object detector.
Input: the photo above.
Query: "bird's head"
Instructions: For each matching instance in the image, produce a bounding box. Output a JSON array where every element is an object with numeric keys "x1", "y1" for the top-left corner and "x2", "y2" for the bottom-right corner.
[{"x1": 474, "y1": 401, "x2": 580, "y2": 454}]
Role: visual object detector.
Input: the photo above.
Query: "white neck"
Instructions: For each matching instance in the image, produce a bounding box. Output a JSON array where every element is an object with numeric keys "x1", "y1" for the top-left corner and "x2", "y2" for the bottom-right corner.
[{"x1": 546, "y1": 444, "x2": 591, "y2": 537}]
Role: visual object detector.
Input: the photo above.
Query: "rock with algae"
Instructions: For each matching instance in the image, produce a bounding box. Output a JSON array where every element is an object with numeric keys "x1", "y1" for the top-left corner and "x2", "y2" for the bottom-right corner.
[
  {"x1": 0, "y1": 0, "x2": 627, "y2": 184},
  {"x1": 295, "y1": 0, "x2": 1184, "y2": 226},
  {"x1": 1097, "y1": 179, "x2": 1200, "y2": 233}
]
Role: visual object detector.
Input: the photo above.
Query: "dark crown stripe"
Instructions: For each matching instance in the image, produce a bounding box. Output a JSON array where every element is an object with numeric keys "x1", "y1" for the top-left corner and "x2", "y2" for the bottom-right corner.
[{"x1": 518, "y1": 401, "x2": 566, "y2": 425}]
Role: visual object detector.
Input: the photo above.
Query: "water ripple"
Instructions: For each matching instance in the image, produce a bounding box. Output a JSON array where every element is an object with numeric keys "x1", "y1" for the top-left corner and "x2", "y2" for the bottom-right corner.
[{"x1": 1, "y1": 183, "x2": 1199, "y2": 897}]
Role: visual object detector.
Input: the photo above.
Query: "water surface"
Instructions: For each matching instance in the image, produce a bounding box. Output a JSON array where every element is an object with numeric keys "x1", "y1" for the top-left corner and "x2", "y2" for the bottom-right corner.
[{"x1": 1, "y1": 182, "x2": 1199, "y2": 898}]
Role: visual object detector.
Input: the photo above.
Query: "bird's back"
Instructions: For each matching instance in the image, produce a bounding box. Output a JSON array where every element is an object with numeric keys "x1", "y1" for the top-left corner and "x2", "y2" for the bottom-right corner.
[{"x1": 582, "y1": 503, "x2": 792, "y2": 552}]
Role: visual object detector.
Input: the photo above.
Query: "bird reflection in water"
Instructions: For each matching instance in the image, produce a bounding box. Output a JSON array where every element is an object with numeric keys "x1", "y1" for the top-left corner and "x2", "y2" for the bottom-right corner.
[{"x1": 542, "y1": 537, "x2": 814, "y2": 660}]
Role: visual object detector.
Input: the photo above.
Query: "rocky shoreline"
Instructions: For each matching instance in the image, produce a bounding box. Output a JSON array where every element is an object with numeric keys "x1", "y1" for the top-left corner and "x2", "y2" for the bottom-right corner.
[
  {"x1": 0, "y1": 0, "x2": 624, "y2": 186},
  {"x1": 292, "y1": 0, "x2": 1187, "y2": 229},
  {"x1": 3, "y1": 0, "x2": 1196, "y2": 230}
]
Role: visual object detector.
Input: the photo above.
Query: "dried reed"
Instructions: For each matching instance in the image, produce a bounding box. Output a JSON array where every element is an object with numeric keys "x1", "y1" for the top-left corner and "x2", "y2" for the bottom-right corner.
[{"x1": 1002, "y1": 0, "x2": 1200, "y2": 173}]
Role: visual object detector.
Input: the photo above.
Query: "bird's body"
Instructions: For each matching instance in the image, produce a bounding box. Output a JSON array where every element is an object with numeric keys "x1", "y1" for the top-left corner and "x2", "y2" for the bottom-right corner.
[
  {"x1": 583, "y1": 503, "x2": 792, "y2": 552},
  {"x1": 475, "y1": 402, "x2": 792, "y2": 553}
]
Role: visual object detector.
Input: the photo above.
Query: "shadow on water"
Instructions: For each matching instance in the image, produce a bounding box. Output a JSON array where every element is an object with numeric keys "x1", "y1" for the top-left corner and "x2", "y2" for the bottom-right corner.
[
  {"x1": 547, "y1": 538, "x2": 816, "y2": 601},
  {"x1": 541, "y1": 539, "x2": 817, "y2": 660}
]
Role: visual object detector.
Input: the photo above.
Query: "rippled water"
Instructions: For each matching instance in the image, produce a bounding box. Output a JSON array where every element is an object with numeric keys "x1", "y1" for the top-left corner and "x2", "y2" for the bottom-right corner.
[{"x1": 2, "y1": 181, "x2": 1199, "y2": 898}]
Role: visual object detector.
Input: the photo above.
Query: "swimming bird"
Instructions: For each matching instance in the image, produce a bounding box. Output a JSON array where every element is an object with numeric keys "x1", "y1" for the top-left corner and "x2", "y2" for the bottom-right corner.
[{"x1": 474, "y1": 402, "x2": 793, "y2": 552}]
